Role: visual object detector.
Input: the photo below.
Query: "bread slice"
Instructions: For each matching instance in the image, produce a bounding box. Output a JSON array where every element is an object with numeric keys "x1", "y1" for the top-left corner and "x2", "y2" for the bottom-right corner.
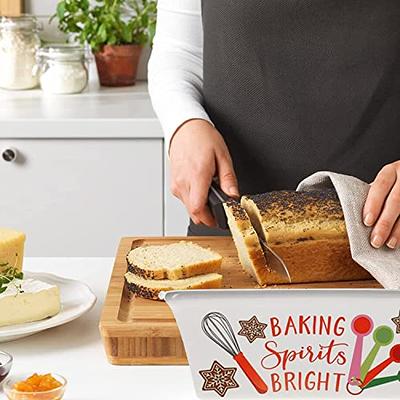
[
  {"x1": 223, "y1": 200, "x2": 270, "y2": 285},
  {"x1": 240, "y1": 190, "x2": 371, "y2": 284},
  {"x1": 126, "y1": 241, "x2": 222, "y2": 280},
  {"x1": 125, "y1": 272, "x2": 223, "y2": 301}
]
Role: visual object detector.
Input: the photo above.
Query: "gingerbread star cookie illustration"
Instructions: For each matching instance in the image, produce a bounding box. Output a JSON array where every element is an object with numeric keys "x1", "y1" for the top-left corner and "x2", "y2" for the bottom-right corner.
[
  {"x1": 391, "y1": 310, "x2": 400, "y2": 334},
  {"x1": 199, "y1": 360, "x2": 239, "y2": 397},
  {"x1": 238, "y1": 315, "x2": 267, "y2": 343}
]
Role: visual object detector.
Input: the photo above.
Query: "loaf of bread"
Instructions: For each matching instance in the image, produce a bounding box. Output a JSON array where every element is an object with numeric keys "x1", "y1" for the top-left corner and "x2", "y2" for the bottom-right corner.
[
  {"x1": 125, "y1": 272, "x2": 223, "y2": 301},
  {"x1": 241, "y1": 190, "x2": 346, "y2": 245},
  {"x1": 126, "y1": 241, "x2": 222, "y2": 280},
  {"x1": 223, "y1": 201, "x2": 269, "y2": 285},
  {"x1": 228, "y1": 190, "x2": 371, "y2": 285}
]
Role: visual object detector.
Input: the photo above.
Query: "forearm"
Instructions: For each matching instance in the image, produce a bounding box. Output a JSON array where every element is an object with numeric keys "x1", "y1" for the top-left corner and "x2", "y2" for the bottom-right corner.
[{"x1": 148, "y1": 0, "x2": 212, "y2": 148}]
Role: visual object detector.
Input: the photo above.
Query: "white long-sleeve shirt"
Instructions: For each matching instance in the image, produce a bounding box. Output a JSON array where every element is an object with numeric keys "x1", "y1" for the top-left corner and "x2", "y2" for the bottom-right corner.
[{"x1": 147, "y1": 0, "x2": 210, "y2": 148}]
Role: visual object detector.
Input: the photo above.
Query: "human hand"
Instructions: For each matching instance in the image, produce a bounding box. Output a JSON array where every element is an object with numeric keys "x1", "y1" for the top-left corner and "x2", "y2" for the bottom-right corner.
[
  {"x1": 169, "y1": 119, "x2": 239, "y2": 227},
  {"x1": 363, "y1": 161, "x2": 400, "y2": 249}
]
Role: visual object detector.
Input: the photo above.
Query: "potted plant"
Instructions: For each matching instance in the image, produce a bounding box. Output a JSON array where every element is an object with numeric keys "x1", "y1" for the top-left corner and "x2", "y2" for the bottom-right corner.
[{"x1": 54, "y1": 0, "x2": 156, "y2": 86}]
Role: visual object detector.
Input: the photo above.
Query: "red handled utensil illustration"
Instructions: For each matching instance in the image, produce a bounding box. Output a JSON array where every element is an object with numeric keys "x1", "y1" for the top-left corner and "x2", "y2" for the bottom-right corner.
[
  {"x1": 361, "y1": 344, "x2": 400, "y2": 388},
  {"x1": 348, "y1": 315, "x2": 374, "y2": 385},
  {"x1": 202, "y1": 312, "x2": 268, "y2": 394},
  {"x1": 360, "y1": 325, "x2": 394, "y2": 381}
]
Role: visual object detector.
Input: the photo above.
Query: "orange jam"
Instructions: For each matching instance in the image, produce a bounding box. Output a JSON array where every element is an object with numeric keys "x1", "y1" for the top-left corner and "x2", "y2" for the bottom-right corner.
[{"x1": 14, "y1": 373, "x2": 62, "y2": 392}]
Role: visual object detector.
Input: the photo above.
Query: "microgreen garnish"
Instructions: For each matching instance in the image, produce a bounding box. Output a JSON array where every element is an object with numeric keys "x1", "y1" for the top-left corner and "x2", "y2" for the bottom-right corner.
[{"x1": 0, "y1": 254, "x2": 24, "y2": 294}]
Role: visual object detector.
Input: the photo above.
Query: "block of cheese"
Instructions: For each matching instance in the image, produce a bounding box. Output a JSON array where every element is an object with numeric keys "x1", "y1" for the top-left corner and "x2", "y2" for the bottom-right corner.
[
  {"x1": 0, "y1": 228, "x2": 26, "y2": 272},
  {"x1": 0, "y1": 279, "x2": 61, "y2": 327}
]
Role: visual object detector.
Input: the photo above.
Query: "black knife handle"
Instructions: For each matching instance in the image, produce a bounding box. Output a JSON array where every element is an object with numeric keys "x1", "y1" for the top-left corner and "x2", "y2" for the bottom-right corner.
[{"x1": 207, "y1": 180, "x2": 231, "y2": 230}]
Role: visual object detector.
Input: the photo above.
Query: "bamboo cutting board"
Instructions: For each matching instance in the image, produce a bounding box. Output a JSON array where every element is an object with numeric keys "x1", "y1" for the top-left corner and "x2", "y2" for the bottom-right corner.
[
  {"x1": 99, "y1": 237, "x2": 381, "y2": 365},
  {"x1": 0, "y1": 0, "x2": 23, "y2": 16}
]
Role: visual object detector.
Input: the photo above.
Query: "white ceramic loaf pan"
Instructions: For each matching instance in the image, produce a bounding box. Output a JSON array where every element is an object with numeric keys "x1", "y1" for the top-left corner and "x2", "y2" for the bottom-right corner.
[{"x1": 162, "y1": 289, "x2": 400, "y2": 399}]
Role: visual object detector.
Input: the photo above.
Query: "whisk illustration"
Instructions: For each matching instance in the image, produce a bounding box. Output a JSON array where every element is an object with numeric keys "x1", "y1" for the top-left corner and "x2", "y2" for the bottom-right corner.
[{"x1": 202, "y1": 312, "x2": 268, "y2": 394}]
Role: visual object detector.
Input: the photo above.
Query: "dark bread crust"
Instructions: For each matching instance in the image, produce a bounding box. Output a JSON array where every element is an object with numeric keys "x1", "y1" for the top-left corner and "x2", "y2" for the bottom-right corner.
[
  {"x1": 126, "y1": 280, "x2": 160, "y2": 301},
  {"x1": 242, "y1": 190, "x2": 347, "y2": 246},
  {"x1": 125, "y1": 273, "x2": 223, "y2": 301},
  {"x1": 247, "y1": 189, "x2": 344, "y2": 225},
  {"x1": 226, "y1": 199, "x2": 249, "y2": 221},
  {"x1": 126, "y1": 257, "x2": 158, "y2": 279}
]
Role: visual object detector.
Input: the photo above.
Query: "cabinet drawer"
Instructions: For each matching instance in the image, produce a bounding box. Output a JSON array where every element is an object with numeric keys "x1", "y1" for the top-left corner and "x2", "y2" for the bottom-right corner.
[{"x1": 0, "y1": 139, "x2": 163, "y2": 256}]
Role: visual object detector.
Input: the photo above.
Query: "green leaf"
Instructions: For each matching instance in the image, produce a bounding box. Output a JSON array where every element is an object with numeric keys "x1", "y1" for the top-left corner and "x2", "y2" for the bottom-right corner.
[
  {"x1": 15, "y1": 272, "x2": 24, "y2": 280},
  {"x1": 54, "y1": 0, "x2": 157, "y2": 49},
  {"x1": 98, "y1": 23, "x2": 108, "y2": 42},
  {"x1": 57, "y1": 2, "x2": 66, "y2": 20},
  {"x1": 0, "y1": 265, "x2": 24, "y2": 294},
  {"x1": 148, "y1": 23, "x2": 155, "y2": 44},
  {"x1": 108, "y1": 34, "x2": 117, "y2": 45}
]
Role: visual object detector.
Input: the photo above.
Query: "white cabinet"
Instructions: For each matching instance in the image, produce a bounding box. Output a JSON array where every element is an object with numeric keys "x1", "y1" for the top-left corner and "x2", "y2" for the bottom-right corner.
[{"x1": 0, "y1": 138, "x2": 163, "y2": 256}]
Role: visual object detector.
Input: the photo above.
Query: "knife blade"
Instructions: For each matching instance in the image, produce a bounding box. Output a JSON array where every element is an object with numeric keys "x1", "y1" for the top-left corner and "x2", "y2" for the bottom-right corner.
[
  {"x1": 207, "y1": 180, "x2": 292, "y2": 283},
  {"x1": 259, "y1": 239, "x2": 292, "y2": 283}
]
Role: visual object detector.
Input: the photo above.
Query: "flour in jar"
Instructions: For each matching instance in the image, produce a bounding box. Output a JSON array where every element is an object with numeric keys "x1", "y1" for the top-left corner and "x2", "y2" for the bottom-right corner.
[
  {"x1": 0, "y1": 28, "x2": 39, "y2": 90},
  {"x1": 38, "y1": 44, "x2": 88, "y2": 95},
  {"x1": 40, "y1": 61, "x2": 88, "y2": 94}
]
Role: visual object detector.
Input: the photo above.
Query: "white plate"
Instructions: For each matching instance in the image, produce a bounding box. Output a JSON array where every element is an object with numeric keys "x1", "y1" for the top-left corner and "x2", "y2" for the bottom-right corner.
[{"x1": 0, "y1": 271, "x2": 97, "y2": 343}]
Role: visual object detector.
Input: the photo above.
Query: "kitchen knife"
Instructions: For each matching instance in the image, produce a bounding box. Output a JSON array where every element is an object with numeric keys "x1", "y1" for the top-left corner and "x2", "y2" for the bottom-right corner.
[{"x1": 207, "y1": 180, "x2": 292, "y2": 283}]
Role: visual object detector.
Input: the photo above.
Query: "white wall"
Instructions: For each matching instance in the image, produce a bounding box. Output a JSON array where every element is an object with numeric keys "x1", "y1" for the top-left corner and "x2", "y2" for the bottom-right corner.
[
  {"x1": 25, "y1": 0, "x2": 58, "y2": 15},
  {"x1": 24, "y1": 0, "x2": 150, "y2": 80}
]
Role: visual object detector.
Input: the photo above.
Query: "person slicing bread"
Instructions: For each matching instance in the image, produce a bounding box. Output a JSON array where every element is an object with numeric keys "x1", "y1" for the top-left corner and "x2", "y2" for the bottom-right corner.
[{"x1": 148, "y1": 0, "x2": 400, "y2": 250}]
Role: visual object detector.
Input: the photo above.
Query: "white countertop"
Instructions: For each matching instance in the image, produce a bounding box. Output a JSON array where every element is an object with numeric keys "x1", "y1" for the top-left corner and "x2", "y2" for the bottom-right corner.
[
  {"x1": 0, "y1": 80, "x2": 163, "y2": 139},
  {"x1": 0, "y1": 258, "x2": 196, "y2": 400}
]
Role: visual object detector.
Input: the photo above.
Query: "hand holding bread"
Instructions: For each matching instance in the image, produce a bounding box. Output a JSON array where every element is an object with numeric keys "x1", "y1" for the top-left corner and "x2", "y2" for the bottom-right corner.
[{"x1": 364, "y1": 160, "x2": 400, "y2": 250}]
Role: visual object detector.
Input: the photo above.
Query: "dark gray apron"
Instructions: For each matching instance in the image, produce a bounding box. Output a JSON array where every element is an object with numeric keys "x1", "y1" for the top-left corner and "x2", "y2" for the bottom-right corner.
[{"x1": 189, "y1": 0, "x2": 400, "y2": 236}]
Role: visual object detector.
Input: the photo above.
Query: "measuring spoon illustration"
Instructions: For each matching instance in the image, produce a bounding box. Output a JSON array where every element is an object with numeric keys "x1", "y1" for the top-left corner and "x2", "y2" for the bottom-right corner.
[
  {"x1": 362, "y1": 344, "x2": 400, "y2": 388},
  {"x1": 363, "y1": 370, "x2": 400, "y2": 390},
  {"x1": 360, "y1": 325, "x2": 394, "y2": 380},
  {"x1": 348, "y1": 315, "x2": 374, "y2": 385}
]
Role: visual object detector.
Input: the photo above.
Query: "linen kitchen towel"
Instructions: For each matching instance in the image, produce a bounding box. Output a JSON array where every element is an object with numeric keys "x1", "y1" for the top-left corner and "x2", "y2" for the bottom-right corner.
[{"x1": 297, "y1": 171, "x2": 400, "y2": 289}]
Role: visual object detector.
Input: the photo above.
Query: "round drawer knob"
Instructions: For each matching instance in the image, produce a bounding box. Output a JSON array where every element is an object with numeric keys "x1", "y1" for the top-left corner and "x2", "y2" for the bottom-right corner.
[{"x1": 2, "y1": 148, "x2": 17, "y2": 162}]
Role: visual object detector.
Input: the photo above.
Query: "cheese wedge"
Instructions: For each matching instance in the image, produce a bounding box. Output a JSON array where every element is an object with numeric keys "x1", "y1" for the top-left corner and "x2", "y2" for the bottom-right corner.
[
  {"x1": 0, "y1": 279, "x2": 61, "y2": 327},
  {"x1": 0, "y1": 228, "x2": 26, "y2": 272}
]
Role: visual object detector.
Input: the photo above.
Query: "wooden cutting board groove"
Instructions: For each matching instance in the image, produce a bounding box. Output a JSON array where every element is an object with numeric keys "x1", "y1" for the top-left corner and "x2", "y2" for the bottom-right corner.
[{"x1": 99, "y1": 237, "x2": 380, "y2": 365}]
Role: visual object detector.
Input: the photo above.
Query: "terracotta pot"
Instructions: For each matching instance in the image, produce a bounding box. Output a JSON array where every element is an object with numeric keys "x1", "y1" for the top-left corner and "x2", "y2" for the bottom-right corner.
[{"x1": 94, "y1": 44, "x2": 142, "y2": 87}]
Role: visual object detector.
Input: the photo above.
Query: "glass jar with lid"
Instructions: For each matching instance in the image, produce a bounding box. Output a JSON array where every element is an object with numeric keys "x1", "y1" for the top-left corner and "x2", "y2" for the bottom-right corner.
[
  {"x1": 37, "y1": 44, "x2": 89, "y2": 95},
  {"x1": 0, "y1": 15, "x2": 41, "y2": 90}
]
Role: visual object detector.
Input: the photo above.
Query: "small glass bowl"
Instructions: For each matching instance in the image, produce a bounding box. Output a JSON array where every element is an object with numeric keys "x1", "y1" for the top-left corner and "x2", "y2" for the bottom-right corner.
[
  {"x1": 0, "y1": 351, "x2": 13, "y2": 384},
  {"x1": 3, "y1": 374, "x2": 67, "y2": 400}
]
